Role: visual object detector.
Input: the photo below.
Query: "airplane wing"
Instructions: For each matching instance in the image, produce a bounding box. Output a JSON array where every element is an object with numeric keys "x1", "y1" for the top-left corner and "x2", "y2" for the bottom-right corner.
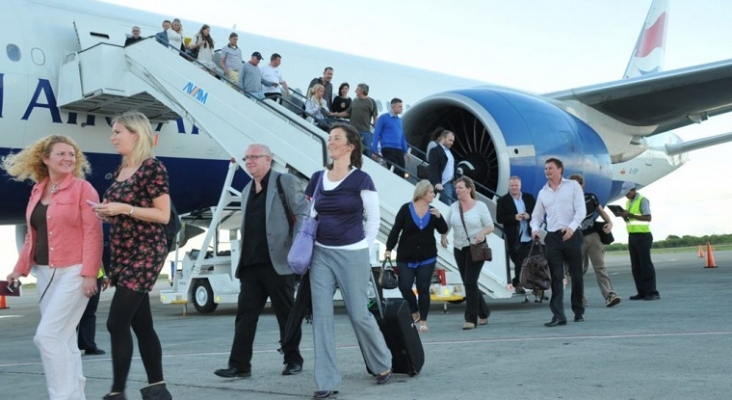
[{"x1": 547, "y1": 58, "x2": 732, "y2": 135}]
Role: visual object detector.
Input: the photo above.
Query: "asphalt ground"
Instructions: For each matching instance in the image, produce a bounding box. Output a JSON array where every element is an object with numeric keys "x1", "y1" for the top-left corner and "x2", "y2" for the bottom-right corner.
[{"x1": 1, "y1": 250, "x2": 730, "y2": 400}]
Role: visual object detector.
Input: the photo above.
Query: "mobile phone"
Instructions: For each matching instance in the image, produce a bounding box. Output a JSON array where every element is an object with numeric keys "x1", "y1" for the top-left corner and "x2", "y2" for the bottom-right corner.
[{"x1": 86, "y1": 200, "x2": 99, "y2": 207}]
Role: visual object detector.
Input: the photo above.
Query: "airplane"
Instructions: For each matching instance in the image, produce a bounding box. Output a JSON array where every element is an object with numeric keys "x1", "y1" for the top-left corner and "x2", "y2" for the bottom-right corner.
[{"x1": 1, "y1": 0, "x2": 732, "y2": 256}]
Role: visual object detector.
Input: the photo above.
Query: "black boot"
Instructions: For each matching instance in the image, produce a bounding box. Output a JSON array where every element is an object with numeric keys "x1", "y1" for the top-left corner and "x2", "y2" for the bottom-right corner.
[
  {"x1": 140, "y1": 383, "x2": 172, "y2": 400},
  {"x1": 102, "y1": 393, "x2": 127, "y2": 400}
]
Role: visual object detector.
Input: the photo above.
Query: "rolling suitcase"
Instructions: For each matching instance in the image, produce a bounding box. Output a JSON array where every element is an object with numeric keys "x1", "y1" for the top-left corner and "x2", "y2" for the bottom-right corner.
[{"x1": 367, "y1": 272, "x2": 425, "y2": 376}]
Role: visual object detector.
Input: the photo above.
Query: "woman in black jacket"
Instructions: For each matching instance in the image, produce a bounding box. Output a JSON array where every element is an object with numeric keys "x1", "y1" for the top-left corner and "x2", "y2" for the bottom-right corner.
[{"x1": 385, "y1": 180, "x2": 448, "y2": 333}]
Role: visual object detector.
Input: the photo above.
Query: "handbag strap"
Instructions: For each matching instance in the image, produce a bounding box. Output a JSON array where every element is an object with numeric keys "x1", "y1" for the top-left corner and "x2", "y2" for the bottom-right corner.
[
  {"x1": 458, "y1": 202, "x2": 471, "y2": 242},
  {"x1": 309, "y1": 171, "x2": 322, "y2": 217},
  {"x1": 381, "y1": 258, "x2": 395, "y2": 272},
  {"x1": 528, "y1": 239, "x2": 544, "y2": 257}
]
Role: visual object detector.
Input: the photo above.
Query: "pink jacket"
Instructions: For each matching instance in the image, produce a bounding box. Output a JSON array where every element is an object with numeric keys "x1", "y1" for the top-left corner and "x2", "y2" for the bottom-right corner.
[{"x1": 14, "y1": 174, "x2": 103, "y2": 277}]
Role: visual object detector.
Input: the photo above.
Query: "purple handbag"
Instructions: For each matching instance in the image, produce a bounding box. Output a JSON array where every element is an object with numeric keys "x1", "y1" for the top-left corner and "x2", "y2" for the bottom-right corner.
[{"x1": 287, "y1": 173, "x2": 321, "y2": 275}]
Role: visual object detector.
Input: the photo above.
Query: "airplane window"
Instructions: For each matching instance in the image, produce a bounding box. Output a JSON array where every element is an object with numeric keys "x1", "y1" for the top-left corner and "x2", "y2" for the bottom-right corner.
[
  {"x1": 6, "y1": 44, "x2": 20, "y2": 61},
  {"x1": 31, "y1": 48, "x2": 46, "y2": 66}
]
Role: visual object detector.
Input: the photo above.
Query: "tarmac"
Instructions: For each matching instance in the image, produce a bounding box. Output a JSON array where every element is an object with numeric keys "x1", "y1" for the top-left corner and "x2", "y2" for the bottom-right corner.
[{"x1": 1, "y1": 250, "x2": 731, "y2": 400}]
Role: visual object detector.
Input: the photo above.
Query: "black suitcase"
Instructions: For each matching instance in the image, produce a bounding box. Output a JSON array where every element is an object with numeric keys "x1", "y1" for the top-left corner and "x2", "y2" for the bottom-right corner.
[{"x1": 367, "y1": 273, "x2": 425, "y2": 376}]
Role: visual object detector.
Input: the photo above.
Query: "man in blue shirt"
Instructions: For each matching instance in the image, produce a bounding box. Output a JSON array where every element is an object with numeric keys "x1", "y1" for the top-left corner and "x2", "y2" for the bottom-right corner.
[
  {"x1": 371, "y1": 98, "x2": 410, "y2": 176},
  {"x1": 155, "y1": 20, "x2": 170, "y2": 46}
]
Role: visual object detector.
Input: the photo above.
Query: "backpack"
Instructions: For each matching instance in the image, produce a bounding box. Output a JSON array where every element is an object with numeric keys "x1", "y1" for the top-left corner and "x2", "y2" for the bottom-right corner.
[{"x1": 164, "y1": 203, "x2": 182, "y2": 252}]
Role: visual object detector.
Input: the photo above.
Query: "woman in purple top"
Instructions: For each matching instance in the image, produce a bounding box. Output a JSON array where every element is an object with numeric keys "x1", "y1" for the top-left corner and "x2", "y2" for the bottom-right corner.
[{"x1": 305, "y1": 123, "x2": 392, "y2": 399}]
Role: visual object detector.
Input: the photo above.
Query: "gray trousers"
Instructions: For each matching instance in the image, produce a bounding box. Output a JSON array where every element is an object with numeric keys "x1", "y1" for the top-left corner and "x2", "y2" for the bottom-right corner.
[{"x1": 310, "y1": 246, "x2": 391, "y2": 391}]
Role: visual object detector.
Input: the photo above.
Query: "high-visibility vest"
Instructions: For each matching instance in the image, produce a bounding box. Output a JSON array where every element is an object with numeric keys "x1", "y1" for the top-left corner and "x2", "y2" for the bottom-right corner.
[{"x1": 626, "y1": 194, "x2": 650, "y2": 233}]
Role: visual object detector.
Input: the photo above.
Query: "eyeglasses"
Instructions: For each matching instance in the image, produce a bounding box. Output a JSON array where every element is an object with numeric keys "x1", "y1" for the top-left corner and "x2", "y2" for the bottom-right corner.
[{"x1": 242, "y1": 155, "x2": 268, "y2": 161}]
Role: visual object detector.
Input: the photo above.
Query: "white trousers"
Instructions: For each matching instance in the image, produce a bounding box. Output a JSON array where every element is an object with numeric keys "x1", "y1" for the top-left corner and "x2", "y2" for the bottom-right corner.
[{"x1": 34, "y1": 264, "x2": 90, "y2": 400}]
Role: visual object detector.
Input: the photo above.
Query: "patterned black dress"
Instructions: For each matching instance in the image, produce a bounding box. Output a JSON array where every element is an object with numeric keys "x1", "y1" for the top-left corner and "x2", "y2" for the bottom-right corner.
[{"x1": 104, "y1": 158, "x2": 169, "y2": 293}]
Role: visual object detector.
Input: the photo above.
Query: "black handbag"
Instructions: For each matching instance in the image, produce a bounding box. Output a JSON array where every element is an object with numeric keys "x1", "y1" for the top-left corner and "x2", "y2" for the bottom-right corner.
[
  {"x1": 378, "y1": 258, "x2": 399, "y2": 290},
  {"x1": 519, "y1": 240, "x2": 551, "y2": 290},
  {"x1": 459, "y1": 202, "x2": 492, "y2": 262},
  {"x1": 593, "y1": 221, "x2": 614, "y2": 245}
]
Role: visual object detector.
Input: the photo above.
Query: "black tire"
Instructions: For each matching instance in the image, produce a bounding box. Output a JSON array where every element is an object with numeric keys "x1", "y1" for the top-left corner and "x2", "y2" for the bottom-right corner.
[
  {"x1": 447, "y1": 299, "x2": 465, "y2": 305},
  {"x1": 192, "y1": 279, "x2": 217, "y2": 314}
]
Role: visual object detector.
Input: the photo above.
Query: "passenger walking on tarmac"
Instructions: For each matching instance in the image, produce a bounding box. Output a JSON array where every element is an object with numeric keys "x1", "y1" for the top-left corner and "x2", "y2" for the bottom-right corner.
[
  {"x1": 77, "y1": 267, "x2": 109, "y2": 356},
  {"x1": 92, "y1": 111, "x2": 173, "y2": 400},
  {"x1": 441, "y1": 176, "x2": 494, "y2": 330},
  {"x1": 331, "y1": 83, "x2": 379, "y2": 157},
  {"x1": 495, "y1": 175, "x2": 535, "y2": 294},
  {"x1": 618, "y1": 181, "x2": 660, "y2": 301},
  {"x1": 385, "y1": 180, "x2": 448, "y2": 333},
  {"x1": 568, "y1": 174, "x2": 621, "y2": 307},
  {"x1": 305, "y1": 123, "x2": 393, "y2": 398},
  {"x1": 214, "y1": 143, "x2": 308, "y2": 379},
  {"x1": 530, "y1": 158, "x2": 585, "y2": 327},
  {"x1": 371, "y1": 98, "x2": 410, "y2": 176},
  {"x1": 428, "y1": 129, "x2": 456, "y2": 205},
  {"x1": 3, "y1": 134, "x2": 103, "y2": 400}
]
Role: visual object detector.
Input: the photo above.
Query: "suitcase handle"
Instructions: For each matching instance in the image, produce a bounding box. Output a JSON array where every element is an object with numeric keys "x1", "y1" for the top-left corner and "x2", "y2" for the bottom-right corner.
[{"x1": 369, "y1": 266, "x2": 385, "y2": 319}]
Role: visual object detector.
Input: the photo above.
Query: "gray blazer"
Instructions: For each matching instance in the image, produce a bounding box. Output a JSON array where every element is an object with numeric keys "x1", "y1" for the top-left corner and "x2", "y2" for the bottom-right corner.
[{"x1": 239, "y1": 170, "x2": 308, "y2": 275}]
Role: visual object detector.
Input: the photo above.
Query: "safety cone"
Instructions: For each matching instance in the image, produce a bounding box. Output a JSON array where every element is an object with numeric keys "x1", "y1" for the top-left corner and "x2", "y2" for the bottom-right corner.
[
  {"x1": 704, "y1": 242, "x2": 717, "y2": 268},
  {"x1": 698, "y1": 244, "x2": 705, "y2": 258},
  {"x1": 0, "y1": 295, "x2": 7, "y2": 310}
]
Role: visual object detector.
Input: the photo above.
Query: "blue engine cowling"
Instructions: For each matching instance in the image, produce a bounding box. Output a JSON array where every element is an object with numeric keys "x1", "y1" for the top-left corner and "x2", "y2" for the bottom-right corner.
[{"x1": 402, "y1": 87, "x2": 613, "y2": 204}]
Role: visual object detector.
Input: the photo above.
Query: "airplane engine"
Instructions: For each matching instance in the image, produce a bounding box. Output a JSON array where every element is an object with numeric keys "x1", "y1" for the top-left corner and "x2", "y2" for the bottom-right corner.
[{"x1": 403, "y1": 87, "x2": 613, "y2": 203}]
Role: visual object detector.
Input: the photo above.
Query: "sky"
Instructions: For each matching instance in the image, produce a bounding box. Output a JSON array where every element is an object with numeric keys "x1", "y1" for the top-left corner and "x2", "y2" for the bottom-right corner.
[{"x1": 2, "y1": 0, "x2": 731, "y2": 277}]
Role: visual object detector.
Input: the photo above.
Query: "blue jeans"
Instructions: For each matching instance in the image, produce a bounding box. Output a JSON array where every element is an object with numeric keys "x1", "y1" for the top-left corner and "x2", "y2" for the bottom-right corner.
[
  {"x1": 359, "y1": 131, "x2": 373, "y2": 157},
  {"x1": 439, "y1": 182, "x2": 455, "y2": 205}
]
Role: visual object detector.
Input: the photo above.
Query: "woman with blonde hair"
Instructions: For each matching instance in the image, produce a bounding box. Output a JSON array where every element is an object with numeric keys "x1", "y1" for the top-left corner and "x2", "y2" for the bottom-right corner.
[
  {"x1": 306, "y1": 83, "x2": 333, "y2": 131},
  {"x1": 3, "y1": 135, "x2": 103, "y2": 400},
  {"x1": 93, "y1": 111, "x2": 173, "y2": 400},
  {"x1": 385, "y1": 179, "x2": 448, "y2": 332},
  {"x1": 168, "y1": 18, "x2": 184, "y2": 54},
  {"x1": 441, "y1": 176, "x2": 494, "y2": 330}
]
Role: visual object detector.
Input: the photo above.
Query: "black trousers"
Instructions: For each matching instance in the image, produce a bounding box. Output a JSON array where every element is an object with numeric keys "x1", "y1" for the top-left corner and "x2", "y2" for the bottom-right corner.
[
  {"x1": 628, "y1": 232, "x2": 658, "y2": 297},
  {"x1": 454, "y1": 246, "x2": 489, "y2": 324},
  {"x1": 381, "y1": 148, "x2": 406, "y2": 177},
  {"x1": 77, "y1": 277, "x2": 103, "y2": 350},
  {"x1": 228, "y1": 264, "x2": 302, "y2": 372},
  {"x1": 544, "y1": 231, "x2": 584, "y2": 321}
]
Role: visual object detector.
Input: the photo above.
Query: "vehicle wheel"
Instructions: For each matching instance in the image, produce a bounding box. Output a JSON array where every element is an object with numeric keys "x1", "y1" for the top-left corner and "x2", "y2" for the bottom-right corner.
[
  {"x1": 192, "y1": 279, "x2": 217, "y2": 314},
  {"x1": 447, "y1": 299, "x2": 465, "y2": 305}
]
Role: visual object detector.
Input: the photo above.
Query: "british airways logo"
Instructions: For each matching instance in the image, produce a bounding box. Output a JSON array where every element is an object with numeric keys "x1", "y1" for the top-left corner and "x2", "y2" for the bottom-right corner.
[{"x1": 182, "y1": 82, "x2": 209, "y2": 104}]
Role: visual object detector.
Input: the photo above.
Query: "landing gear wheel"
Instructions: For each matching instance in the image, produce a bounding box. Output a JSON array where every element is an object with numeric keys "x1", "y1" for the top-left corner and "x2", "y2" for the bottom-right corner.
[{"x1": 192, "y1": 279, "x2": 217, "y2": 314}]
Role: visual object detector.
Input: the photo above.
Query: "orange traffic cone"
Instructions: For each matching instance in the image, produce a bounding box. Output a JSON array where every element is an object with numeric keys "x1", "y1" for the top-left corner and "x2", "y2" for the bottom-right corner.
[
  {"x1": 704, "y1": 242, "x2": 717, "y2": 268},
  {"x1": 698, "y1": 244, "x2": 705, "y2": 258},
  {"x1": 0, "y1": 295, "x2": 7, "y2": 310}
]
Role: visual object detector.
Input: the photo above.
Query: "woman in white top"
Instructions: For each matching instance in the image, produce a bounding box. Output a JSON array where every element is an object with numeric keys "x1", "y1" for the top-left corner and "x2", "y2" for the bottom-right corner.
[
  {"x1": 188, "y1": 24, "x2": 215, "y2": 70},
  {"x1": 441, "y1": 176, "x2": 494, "y2": 330},
  {"x1": 306, "y1": 84, "x2": 333, "y2": 130},
  {"x1": 167, "y1": 18, "x2": 184, "y2": 53}
]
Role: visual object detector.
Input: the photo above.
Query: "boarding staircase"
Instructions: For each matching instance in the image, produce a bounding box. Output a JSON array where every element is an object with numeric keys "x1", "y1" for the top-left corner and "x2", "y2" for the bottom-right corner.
[{"x1": 56, "y1": 36, "x2": 513, "y2": 299}]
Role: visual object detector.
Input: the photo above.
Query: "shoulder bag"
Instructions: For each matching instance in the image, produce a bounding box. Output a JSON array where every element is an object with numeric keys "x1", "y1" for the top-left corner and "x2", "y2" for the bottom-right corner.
[
  {"x1": 459, "y1": 202, "x2": 492, "y2": 262},
  {"x1": 519, "y1": 240, "x2": 551, "y2": 290},
  {"x1": 287, "y1": 173, "x2": 321, "y2": 275}
]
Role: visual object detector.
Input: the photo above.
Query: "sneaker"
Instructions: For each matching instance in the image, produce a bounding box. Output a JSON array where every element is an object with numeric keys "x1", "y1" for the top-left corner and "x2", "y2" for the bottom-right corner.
[
  {"x1": 418, "y1": 322, "x2": 429, "y2": 333},
  {"x1": 606, "y1": 294, "x2": 621, "y2": 307},
  {"x1": 478, "y1": 318, "x2": 488, "y2": 325},
  {"x1": 462, "y1": 322, "x2": 475, "y2": 330}
]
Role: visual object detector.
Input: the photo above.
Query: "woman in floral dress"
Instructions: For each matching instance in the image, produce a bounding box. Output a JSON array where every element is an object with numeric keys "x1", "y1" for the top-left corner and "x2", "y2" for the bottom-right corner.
[{"x1": 93, "y1": 111, "x2": 173, "y2": 400}]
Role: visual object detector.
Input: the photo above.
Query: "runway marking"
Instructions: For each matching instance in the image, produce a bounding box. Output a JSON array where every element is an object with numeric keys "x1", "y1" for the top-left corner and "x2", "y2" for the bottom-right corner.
[
  {"x1": 0, "y1": 315, "x2": 23, "y2": 319},
  {"x1": 3, "y1": 330, "x2": 729, "y2": 368}
]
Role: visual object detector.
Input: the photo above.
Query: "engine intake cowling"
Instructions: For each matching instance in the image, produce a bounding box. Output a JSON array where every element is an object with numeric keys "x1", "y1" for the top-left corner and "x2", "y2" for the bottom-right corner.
[{"x1": 403, "y1": 87, "x2": 613, "y2": 203}]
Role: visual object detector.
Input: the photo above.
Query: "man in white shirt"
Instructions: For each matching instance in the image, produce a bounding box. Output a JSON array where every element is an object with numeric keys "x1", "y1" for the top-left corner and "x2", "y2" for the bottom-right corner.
[
  {"x1": 261, "y1": 53, "x2": 290, "y2": 102},
  {"x1": 530, "y1": 158, "x2": 585, "y2": 327}
]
